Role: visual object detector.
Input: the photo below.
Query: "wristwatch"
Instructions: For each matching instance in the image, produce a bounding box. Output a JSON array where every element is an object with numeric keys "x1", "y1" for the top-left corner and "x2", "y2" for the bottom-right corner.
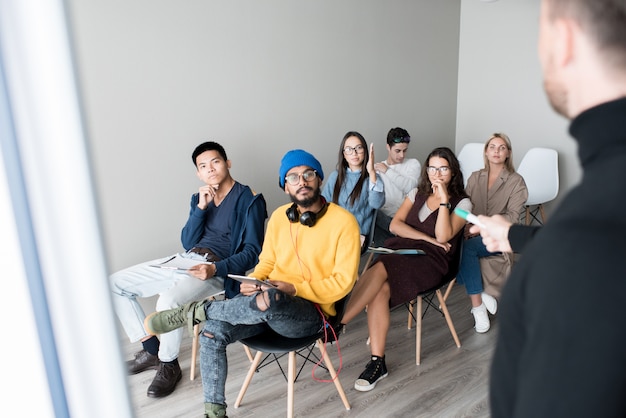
[{"x1": 440, "y1": 202, "x2": 451, "y2": 209}]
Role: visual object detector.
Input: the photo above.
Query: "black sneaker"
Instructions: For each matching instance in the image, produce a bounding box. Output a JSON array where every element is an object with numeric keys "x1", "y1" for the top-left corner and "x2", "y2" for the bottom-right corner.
[{"x1": 354, "y1": 355, "x2": 388, "y2": 392}]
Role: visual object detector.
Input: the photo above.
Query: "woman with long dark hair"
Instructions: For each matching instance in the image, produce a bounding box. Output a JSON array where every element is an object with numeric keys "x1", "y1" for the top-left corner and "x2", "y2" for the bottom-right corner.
[
  {"x1": 341, "y1": 147, "x2": 471, "y2": 392},
  {"x1": 321, "y1": 131, "x2": 384, "y2": 248}
]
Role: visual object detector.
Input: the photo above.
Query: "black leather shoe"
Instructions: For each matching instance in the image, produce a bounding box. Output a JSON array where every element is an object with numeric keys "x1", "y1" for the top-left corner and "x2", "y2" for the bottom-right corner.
[
  {"x1": 147, "y1": 361, "x2": 182, "y2": 398},
  {"x1": 126, "y1": 350, "x2": 160, "y2": 375}
]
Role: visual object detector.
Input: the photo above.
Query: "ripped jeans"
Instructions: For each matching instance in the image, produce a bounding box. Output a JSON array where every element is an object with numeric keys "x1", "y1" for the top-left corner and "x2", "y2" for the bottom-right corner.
[{"x1": 199, "y1": 288, "x2": 324, "y2": 406}]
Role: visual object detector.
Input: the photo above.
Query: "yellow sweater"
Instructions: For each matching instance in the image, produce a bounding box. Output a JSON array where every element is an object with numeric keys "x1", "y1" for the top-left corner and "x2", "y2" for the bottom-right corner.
[{"x1": 249, "y1": 202, "x2": 360, "y2": 317}]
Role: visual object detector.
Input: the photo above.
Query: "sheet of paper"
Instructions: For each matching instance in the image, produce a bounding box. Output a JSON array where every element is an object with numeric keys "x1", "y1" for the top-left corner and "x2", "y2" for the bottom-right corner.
[{"x1": 149, "y1": 254, "x2": 212, "y2": 271}]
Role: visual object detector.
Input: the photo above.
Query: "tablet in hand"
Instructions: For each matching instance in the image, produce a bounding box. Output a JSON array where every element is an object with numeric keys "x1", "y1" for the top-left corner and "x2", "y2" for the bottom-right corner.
[{"x1": 227, "y1": 274, "x2": 278, "y2": 288}]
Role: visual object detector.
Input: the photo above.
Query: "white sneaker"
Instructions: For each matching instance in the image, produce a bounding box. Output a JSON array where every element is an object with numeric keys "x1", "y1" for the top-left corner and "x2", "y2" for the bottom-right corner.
[
  {"x1": 481, "y1": 292, "x2": 498, "y2": 315},
  {"x1": 471, "y1": 304, "x2": 490, "y2": 333}
]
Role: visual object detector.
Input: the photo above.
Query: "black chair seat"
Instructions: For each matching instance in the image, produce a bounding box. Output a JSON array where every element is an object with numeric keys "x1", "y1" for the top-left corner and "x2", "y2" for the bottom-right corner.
[
  {"x1": 242, "y1": 329, "x2": 319, "y2": 353},
  {"x1": 234, "y1": 298, "x2": 350, "y2": 418}
]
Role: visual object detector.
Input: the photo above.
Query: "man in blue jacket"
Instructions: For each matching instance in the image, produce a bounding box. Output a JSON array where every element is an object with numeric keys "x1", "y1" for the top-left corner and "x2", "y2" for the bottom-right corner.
[{"x1": 111, "y1": 141, "x2": 267, "y2": 398}]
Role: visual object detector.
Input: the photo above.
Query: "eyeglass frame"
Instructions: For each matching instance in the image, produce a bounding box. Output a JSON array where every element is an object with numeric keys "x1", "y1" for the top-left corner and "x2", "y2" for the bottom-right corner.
[
  {"x1": 284, "y1": 169, "x2": 318, "y2": 186},
  {"x1": 426, "y1": 166, "x2": 451, "y2": 175},
  {"x1": 343, "y1": 145, "x2": 365, "y2": 155},
  {"x1": 390, "y1": 136, "x2": 411, "y2": 144}
]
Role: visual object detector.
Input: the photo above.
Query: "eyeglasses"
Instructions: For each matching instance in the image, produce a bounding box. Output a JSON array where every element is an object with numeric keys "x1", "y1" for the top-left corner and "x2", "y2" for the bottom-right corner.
[
  {"x1": 426, "y1": 166, "x2": 450, "y2": 175},
  {"x1": 343, "y1": 145, "x2": 365, "y2": 155},
  {"x1": 284, "y1": 169, "x2": 318, "y2": 186},
  {"x1": 391, "y1": 136, "x2": 411, "y2": 144}
]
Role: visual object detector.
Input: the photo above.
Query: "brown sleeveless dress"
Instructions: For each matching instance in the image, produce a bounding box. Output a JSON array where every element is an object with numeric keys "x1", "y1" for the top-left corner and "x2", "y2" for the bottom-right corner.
[{"x1": 376, "y1": 193, "x2": 464, "y2": 307}]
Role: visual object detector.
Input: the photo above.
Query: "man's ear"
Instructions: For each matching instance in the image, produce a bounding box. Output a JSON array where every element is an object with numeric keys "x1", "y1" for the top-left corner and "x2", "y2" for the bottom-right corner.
[{"x1": 553, "y1": 18, "x2": 576, "y2": 69}]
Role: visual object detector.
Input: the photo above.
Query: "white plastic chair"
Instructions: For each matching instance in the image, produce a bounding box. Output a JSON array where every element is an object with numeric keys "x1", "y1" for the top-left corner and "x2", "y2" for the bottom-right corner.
[
  {"x1": 457, "y1": 142, "x2": 485, "y2": 187},
  {"x1": 517, "y1": 147, "x2": 559, "y2": 225}
]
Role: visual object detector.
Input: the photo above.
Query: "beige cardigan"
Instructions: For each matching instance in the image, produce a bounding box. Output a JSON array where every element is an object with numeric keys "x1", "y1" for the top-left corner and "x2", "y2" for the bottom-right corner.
[{"x1": 466, "y1": 168, "x2": 528, "y2": 298}]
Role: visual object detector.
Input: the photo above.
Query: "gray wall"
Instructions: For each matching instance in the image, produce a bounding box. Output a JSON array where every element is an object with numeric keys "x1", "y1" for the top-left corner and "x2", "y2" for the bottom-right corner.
[
  {"x1": 69, "y1": 0, "x2": 578, "y2": 274},
  {"x1": 456, "y1": 0, "x2": 579, "y2": 209},
  {"x1": 69, "y1": 0, "x2": 461, "y2": 271}
]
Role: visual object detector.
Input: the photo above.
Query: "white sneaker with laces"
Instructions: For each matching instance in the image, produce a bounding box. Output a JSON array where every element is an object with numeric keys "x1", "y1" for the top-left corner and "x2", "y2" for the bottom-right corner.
[
  {"x1": 481, "y1": 292, "x2": 498, "y2": 315},
  {"x1": 471, "y1": 303, "x2": 490, "y2": 333}
]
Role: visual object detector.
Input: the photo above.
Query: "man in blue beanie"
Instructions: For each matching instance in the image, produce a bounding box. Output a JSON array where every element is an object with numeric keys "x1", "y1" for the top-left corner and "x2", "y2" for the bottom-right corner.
[{"x1": 144, "y1": 149, "x2": 361, "y2": 418}]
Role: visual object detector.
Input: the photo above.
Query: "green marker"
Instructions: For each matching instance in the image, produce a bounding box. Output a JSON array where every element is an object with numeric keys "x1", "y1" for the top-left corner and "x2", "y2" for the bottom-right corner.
[{"x1": 454, "y1": 208, "x2": 486, "y2": 228}]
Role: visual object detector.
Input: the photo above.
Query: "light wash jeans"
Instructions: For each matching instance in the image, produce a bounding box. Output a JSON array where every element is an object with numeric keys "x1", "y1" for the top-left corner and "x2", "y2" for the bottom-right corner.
[
  {"x1": 456, "y1": 236, "x2": 500, "y2": 295},
  {"x1": 199, "y1": 289, "x2": 324, "y2": 406},
  {"x1": 110, "y1": 252, "x2": 224, "y2": 362}
]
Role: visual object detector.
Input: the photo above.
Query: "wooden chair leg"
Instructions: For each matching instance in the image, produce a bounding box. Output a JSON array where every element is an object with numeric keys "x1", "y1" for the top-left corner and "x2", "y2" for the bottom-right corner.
[
  {"x1": 407, "y1": 299, "x2": 415, "y2": 329},
  {"x1": 243, "y1": 345, "x2": 254, "y2": 362},
  {"x1": 234, "y1": 350, "x2": 264, "y2": 408},
  {"x1": 415, "y1": 297, "x2": 423, "y2": 365},
  {"x1": 436, "y1": 290, "x2": 461, "y2": 349},
  {"x1": 525, "y1": 206, "x2": 531, "y2": 225},
  {"x1": 288, "y1": 351, "x2": 296, "y2": 418},
  {"x1": 317, "y1": 339, "x2": 351, "y2": 410},
  {"x1": 190, "y1": 323, "x2": 200, "y2": 380},
  {"x1": 442, "y1": 279, "x2": 455, "y2": 302}
]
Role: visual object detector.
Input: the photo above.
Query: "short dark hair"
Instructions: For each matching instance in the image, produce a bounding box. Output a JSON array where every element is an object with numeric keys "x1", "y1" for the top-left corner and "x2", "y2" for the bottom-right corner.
[
  {"x1": 546, "y1": 0, "x2": 626, "y2": 69},
  {"x1": 191, "y1": 141, "x2": 228, "y2": 167},
  {"x1": 386, "y1": 127, "x2": 410, "y2": 146}
]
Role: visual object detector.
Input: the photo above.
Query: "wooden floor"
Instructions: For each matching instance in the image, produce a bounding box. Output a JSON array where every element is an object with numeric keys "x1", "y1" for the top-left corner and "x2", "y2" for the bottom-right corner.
[{"x1": 122, "y1": 284, "x2": 497, "y2": 418}]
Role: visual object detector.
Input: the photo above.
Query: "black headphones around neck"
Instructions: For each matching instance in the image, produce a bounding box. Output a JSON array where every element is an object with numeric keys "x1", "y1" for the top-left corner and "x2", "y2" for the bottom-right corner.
[{"x1": 285, "y1": 198, "x2": 329, "y2": 227}]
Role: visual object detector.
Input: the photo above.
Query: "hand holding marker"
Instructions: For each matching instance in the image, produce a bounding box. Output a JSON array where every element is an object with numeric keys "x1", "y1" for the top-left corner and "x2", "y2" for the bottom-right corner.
[{"x1": 454, "y1": 208, "x2": 486, "y2": 229}]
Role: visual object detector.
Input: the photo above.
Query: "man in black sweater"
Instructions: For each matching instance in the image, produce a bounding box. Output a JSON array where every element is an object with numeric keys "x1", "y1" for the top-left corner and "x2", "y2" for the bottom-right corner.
[{"x1": 471, "y1": 1, "x2": 626, "y2": 417}]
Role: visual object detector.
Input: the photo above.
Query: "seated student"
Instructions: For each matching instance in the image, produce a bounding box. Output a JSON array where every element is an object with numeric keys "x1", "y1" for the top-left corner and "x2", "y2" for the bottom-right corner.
[
  {"x1": 322, "y1": 131, "x2": 384, "y2": 249},
  {"x1": 143, "y1": 149, "x2": 361, "y2": 418},
  {"x1": 456, "y1": 133, "x2": 527, "y2": 333},
  {"x1": 372, "y1": 127, "x2": 421, "y2": 246},
  {"x1": 110, "y1": 141, "x2": 267, "y2": 398},
  {"x1": 341, "y1": 147, "x2": 470, "y2": 392}
]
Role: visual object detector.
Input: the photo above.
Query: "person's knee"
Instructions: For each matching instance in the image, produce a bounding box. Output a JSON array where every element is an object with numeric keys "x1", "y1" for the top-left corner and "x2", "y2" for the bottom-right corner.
[
  {"x1": 379, "y1": 282, "x2": 391, "y2": 300},
  {"x1": 200, "y1": 321, "x2": 229, "y2": 345},
  {"x1": 253, "y1": 288, "x2": 287, "y2": 312},
  {"x1": 155, "y1": 290, "x2": 183, "y2": 311},
  {"x1": 464, "y1": 236, "x2": 484, "y2": 254},
  {"x1": 109, "y1": 272, "x2": 129, "y2": 295}
]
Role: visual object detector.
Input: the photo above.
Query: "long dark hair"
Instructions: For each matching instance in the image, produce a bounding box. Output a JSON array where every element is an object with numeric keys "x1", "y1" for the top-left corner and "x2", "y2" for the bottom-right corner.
[
  {"x1": 332, "y1": 131, "x2": 369, "y2": 206},
  {"x1": 417, "y1": 147, "x2": 467, "y2": 199}
]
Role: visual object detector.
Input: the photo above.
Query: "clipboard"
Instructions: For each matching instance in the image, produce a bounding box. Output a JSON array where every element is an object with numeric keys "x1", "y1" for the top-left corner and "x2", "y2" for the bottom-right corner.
[
  {"x1": 367, "y1": 247, "x2": 425, "y2": 255},
  {"x1": 150, "y1": 254, "x2": 213, "y2": 271},
  {"x1": 228, "y1": 274, "x2": 278, "y2": 288}
]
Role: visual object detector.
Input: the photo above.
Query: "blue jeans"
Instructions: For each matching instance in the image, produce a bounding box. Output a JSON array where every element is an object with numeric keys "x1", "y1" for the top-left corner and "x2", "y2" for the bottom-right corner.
[
  {"x1": 199, "y1": 289, "x2": 324, "y2": 406},
  {"x1": 456, "y1": 236, "x2": 500, "y2": 295}
]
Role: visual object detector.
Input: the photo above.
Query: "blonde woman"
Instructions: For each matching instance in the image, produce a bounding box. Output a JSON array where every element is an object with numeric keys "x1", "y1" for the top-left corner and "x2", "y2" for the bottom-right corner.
[{"x1": 457, "y1": 133, "x2": 528, "y2": 333}]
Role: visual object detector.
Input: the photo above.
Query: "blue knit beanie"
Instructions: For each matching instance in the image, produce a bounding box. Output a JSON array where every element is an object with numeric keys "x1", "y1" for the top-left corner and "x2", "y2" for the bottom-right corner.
[{"x1": 278, "y1": 149, "x2": 324, "y2": 188}]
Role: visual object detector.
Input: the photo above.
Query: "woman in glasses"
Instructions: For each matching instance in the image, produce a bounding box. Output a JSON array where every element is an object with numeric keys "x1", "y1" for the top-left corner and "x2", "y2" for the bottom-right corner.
[
  {"x1": 340, "y1": 147, "x2": 470, "y2": 392},
  {"x1": 456, "y1": 133, "x2": 528, "y2": 333},
  {"x1": 322, "y1": 131, "x2": 384, "y2": 249}
]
